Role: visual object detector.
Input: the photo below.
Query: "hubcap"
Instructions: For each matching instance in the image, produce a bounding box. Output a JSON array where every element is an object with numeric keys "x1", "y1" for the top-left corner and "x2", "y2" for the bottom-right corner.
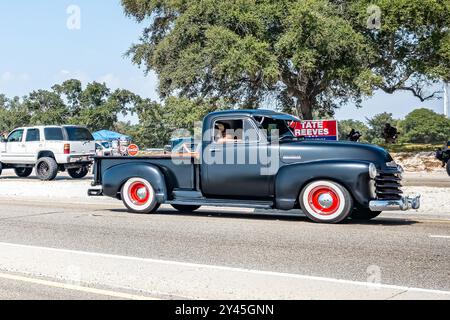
[
  {"x1": 38, "y1": 162, "x2": 49, "y2": 174},
  {"x1": 317, "y1": 193, "x2": 334, "y2": 209},
  {"x1": 128, "y1": 182, "x2": 150, "y2": 206},
  {"x1": 308, "y1": 187, "x2": 340, "y2": 215}
]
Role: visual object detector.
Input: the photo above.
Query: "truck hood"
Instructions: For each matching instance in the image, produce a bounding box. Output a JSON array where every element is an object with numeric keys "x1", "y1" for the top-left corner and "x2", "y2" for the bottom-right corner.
[{"x1": 279, "y1": 140, "x2": 393, "y2": 169}]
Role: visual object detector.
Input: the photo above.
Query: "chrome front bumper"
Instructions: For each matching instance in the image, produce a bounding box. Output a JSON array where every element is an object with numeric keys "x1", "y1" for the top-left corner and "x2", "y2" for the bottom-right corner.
[{"x1": 369, "y1": 195, "x2": 421, "y2": 212}]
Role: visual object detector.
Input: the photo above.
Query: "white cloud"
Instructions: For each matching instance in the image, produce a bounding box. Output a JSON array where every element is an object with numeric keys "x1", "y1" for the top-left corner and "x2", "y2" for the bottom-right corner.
[
  {"x1": 1, "y1": 72, "x2": 14, "y2": 82},
  {"x1": 97, "y1": 73, "x2": 121, "y2": 89},
  {"x1": 53, "y1": 69, "x2": 90, "y2": 84}
]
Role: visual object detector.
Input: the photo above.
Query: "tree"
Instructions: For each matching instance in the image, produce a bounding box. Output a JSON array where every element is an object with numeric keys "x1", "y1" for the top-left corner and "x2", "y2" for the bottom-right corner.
[
  {"x1": 350, "y1": 0, "x2": 450, "y2": 97},
  {"x1": 399, "y1": 108, "x2": 450, "y2": 144},
  {"x1": 0, "y1": 96, "x2": 30, "y2": 132},
  {"x1": 365, "y1": 112, "x2": 398, "y2": 144},
  {"x1": 24, "y1": 90, "x2": 68, "y2": 125},
  {"x1": 69, "y1": 82, "x2": 137, "y2": 131},
  {"x1": 338, "y1": 119, "x2": 369, "y2": 142},
  {"x1": 122, "y1": 0, "x2": 450, "y2": 119}
]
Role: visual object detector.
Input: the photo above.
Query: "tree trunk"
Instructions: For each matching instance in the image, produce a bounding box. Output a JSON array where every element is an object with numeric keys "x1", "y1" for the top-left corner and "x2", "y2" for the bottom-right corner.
[{"x1": 295, "y1": 95, "x2": 313, "y2": 120}]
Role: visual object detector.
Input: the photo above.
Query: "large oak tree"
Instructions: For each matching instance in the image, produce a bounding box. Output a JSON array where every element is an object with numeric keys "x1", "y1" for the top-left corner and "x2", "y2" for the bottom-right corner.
[{"x1": 122, "y1": 0, "x2": 450, "y2": 119}]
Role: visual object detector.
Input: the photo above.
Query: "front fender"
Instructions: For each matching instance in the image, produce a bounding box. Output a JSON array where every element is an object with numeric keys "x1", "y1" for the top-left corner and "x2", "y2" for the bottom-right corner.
[
  {"x1": 102, "y1": 162, "x2": 167, "y2": 203},
  {"x1": 275, "y1": 160, "x2": 372, "y2": 210}
]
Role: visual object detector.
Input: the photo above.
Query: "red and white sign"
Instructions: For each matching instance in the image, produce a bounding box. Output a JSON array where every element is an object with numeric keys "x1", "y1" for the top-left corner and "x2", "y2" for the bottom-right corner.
[
  {"x1": 289, "y1": 120, "x2": 338, "y2": 141},
  {"x1": 127, "y1": 144, "x2": 140, "y2": 156}
]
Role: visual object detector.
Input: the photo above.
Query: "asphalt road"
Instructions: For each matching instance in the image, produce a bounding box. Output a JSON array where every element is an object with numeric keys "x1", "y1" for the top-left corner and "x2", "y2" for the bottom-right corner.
[{"x1": 0, "y1": 198, "x2": 448, "y2": 300}]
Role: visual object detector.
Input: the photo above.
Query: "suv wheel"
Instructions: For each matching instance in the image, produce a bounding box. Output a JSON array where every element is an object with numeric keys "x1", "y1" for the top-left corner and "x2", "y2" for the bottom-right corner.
[
  {"x1": 14, "y1": 168, "x2": 33, "y2": 178},
  {"x1": 35, "y1": 157, "x2": 58, "y2": 181},
  {"x1": 299, "y1": 180, "x2": 353, "y2": 224},
  {"x1": 121, "y1": 178, "x2": 160, "y2": 214},
  {"x1": 68, "y1": 166, "x2": 89, "y2": 179}
]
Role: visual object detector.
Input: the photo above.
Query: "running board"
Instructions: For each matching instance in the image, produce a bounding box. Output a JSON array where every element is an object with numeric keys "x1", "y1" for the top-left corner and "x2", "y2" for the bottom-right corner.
[{"x1": 167, "y1": 198, "x2": 274, "y2": 209}]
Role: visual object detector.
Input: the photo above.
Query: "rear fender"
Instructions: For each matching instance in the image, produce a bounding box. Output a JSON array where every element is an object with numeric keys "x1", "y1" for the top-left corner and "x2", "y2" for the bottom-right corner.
[
  {"x1": 275, "y1": 160, "x2": 372, "y2": 210},
  {"x1": 102, "y1": 163, "x2": 167, "y2": 203}
]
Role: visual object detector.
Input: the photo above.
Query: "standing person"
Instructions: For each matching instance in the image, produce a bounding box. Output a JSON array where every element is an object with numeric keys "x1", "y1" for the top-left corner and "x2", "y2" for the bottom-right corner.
[
  {"x1": 383, "y1": 123, "x2": 399, "y2": 144},
  {"x1": 347, "y1": 129, "x2": 362, "y2": 142}
]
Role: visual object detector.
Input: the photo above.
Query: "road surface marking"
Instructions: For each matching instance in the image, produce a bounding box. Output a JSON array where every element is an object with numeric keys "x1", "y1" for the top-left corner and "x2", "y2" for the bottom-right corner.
[
  {"x1": 429, "y1": 235, "x2": 450, "y2": 239},
  {"x1": 0, "y1": 242, "x2": 449, "y2": 297},
  {"x1": 0, "y1": 272, "x2": 156, "y2": 300}
]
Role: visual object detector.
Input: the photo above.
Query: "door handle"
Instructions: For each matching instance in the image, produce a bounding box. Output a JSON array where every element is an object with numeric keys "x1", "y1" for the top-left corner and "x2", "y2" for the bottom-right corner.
[{"x1": 210, "y1": 149, "x2": 222, "y2": 153}]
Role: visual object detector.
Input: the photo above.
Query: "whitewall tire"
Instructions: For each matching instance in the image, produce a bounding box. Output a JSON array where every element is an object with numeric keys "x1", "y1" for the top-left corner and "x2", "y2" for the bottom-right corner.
[
  {"x1": 299, "y1": 180, "x2": 353, "y2": 224},
  {"x1": 121, "y1": 178, "x2": 159, "y2": 214}
]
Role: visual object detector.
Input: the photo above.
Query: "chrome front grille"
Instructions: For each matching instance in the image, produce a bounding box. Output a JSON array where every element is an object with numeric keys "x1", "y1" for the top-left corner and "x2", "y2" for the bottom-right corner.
[{"x1": 375, "y1": 172, "x2": 403, "y2": 200}]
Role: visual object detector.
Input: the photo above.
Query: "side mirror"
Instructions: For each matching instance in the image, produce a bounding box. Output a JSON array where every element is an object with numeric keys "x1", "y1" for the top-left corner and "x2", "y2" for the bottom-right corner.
[{"x1": 0, "y1": 137, "x2": 6, "y2": 143}]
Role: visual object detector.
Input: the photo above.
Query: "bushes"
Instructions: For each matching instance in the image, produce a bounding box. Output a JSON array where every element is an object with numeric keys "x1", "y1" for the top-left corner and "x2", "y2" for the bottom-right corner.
[{"x1": 399, "y1": 108, "x2": 450, "y2": 144}]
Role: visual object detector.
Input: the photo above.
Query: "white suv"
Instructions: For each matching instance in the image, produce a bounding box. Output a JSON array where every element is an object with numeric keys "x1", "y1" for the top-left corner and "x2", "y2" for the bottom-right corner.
[{"x1": 0, "y1": 125, "x2": 96, "y2": 181}]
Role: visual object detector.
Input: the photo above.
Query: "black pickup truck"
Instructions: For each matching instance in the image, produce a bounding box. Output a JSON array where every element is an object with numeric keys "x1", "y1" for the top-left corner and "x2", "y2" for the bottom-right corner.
[{"x1": 89, "y1": 110, "x2": 420, "y2": 223}]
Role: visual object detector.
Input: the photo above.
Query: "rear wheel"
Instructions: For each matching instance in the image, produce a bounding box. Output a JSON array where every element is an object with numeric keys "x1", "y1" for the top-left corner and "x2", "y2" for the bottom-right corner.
[
  {"x1": 14, "y1": 167, "x2": 33, "y2": 178},
  {"x1": 299, "y1": 180, "x2": 353, "y2": 224},
  {"x1": 68, "y1": 166, "x2": 89, "y2": 179},
  {"x1": 35, "y1": 157, "x2": 58, "y2": 181},
  {"x1": 351, "y1": 208, "x2": 382, "y2": 221},
  {"x1": 121, "y1": 177, "x2": 160, "y2": 214},
  {"x1": 171, "y1": 205, "x2": 201, "y2": 212}
]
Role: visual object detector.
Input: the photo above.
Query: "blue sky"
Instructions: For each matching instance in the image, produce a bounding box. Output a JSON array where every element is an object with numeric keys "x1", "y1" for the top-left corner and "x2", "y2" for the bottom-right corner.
[{"x1": 0, "y1": 0, "x2": 446, "y2": 123}]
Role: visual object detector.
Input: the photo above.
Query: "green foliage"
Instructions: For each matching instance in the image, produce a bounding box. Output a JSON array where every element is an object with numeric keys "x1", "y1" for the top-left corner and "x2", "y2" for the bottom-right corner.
[
  {"x1": 365, "y1": 112, "x2": 398, "y2": 145},
  {"x1": 123, "y1": 0, "x2": 450, "y2": 119},
  {"x1": 337, "y1": 119, "x2": 369, "y2": 142},
  {"x1": 399, "y1": 108, "x2": 450, "y2": 144}
]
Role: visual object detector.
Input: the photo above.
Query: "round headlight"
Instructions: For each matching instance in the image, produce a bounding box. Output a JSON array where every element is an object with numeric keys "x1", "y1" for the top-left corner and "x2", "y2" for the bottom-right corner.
[{"x1": 369, "y1": 163, "x2": 378, "y2": 179}]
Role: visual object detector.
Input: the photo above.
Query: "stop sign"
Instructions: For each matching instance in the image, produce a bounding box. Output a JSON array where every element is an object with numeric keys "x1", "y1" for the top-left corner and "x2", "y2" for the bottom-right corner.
[{"x1": 127, "y1": 144, "x2": 139, "y2": 156}]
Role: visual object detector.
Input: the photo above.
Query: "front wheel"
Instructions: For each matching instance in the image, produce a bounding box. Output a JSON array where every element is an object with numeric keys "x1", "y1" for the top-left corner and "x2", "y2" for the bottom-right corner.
[
  {"x1": 121, "y1": 177, "x2": 160, "y2": 214},
  {"x1": 299, "y1": 180, "x2": 353, "y2": 224},
  {"x1": 14, "y1": 167, "x2": 33, "y2": 178},
  {"x1": 172, "y1": 205, "x2": 201, "y2": 212},
  {"x1": 351, "y1": 208, "x2": 382, "y2": 221},
  {"x1": 35, "y1": 157, "x2": 58, "y2": 181},
  {"x1": 68, "y1": 166, "x2": 89, "y2": 179}
]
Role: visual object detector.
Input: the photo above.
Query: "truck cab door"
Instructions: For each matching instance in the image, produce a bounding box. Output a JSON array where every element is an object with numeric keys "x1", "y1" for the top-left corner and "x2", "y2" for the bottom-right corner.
[
  {"x1": 202, "y1": 117, "x2": 274, "y2": 198},
  {"x1": 3, "y1": 129, "x2": 26, "y2": 164}
]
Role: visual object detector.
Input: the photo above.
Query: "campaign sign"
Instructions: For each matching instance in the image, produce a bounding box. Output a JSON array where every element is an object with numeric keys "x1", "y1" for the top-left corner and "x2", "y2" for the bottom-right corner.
[{"x1": 289, "y1": 120, "x2": 338, "y2": 141}]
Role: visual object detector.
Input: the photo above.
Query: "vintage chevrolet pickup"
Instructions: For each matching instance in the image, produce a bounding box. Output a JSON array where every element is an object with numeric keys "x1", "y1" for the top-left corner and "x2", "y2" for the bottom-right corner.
[{"x1": 88, "y1": 110, "x2": 420, "y2": 223}]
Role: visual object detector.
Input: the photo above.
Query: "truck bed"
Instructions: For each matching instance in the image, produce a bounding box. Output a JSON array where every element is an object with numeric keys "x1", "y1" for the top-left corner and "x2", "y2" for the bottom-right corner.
[{"x1": 92, "y1": 155, "x2": 197, "y2": 190}]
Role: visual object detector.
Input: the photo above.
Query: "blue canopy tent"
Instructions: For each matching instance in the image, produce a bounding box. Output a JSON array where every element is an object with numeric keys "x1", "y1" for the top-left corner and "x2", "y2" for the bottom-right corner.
[{"x1": 92, "y1": 130, "x2": 131, "y2": 142}]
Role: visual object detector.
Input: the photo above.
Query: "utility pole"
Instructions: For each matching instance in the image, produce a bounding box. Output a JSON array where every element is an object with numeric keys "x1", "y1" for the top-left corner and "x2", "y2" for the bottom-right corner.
[{"x1": 445, "y1": 82, "x2": 449, "y2": 118}]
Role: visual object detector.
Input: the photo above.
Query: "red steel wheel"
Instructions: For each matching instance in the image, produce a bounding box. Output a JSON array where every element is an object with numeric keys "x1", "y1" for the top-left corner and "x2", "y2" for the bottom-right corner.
[
  {"x1": 299, "y1": 180, "x2": 353, "y2": 223},
  {"x1": 121, "y1": 178, "x2": 159, "y2": 214}
]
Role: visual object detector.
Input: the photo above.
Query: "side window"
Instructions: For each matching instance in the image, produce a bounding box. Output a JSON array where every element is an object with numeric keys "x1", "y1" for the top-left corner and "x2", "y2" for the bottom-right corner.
[
  {"x1": 214, "y1": 119, "x2": 244, "y2": 143},
  {"x1": 44, "y1": 128, "x2": 64, "y2": 141},
  {"x1": 7, "y1": 129, "x2": 24, "y2": 143},
  {"x1": 26, "y1": 129, "x2": 40, "y2": 142},
  {"x1": 243, "y1": 119, "x2": 260, "y2": 143}
]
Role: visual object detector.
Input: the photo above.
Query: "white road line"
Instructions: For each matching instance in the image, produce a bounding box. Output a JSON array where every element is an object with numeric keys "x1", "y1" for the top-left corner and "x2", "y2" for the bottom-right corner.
[
  {"x1": 429, "y1": 235, "x2": 450, "y2": 239},
  {"x1": 0, "y1": 241, "x2": 449, "y2": 297},
  {"x1": 0, "y1": 272, "x2": 157, "y2": 300}
]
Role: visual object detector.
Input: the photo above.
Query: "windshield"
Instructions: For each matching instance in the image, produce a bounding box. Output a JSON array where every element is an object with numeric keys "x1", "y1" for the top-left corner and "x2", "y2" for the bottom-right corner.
[
  {"x1": 253, "y1": 116, "x2": 294, "y2": 140},
  {"x1": 65, "y1": 127, "x2": 94, "y2": 141}
]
